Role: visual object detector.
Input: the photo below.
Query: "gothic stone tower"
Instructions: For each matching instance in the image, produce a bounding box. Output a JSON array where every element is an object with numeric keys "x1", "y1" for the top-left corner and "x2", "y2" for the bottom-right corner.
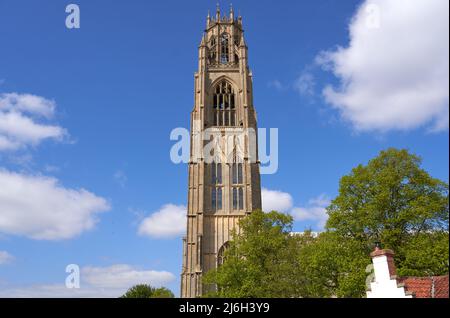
[{"x1": 181, "y1": 6, "x2": 262, "y2": 298}]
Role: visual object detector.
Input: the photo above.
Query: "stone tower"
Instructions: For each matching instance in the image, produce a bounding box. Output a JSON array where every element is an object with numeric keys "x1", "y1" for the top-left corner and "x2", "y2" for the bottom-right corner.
[{"x1": 181, "y1": 6, "x2": 262, "y2": 298}]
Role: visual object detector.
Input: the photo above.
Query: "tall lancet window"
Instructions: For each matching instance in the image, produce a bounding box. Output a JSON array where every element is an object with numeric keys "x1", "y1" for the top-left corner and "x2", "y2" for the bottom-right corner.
[
  {"x1": 211, "y1": 161, "x2": 222, "y2": 211},
  {"x1": 220, "y1": 33, "x2": 229, "y2": 63},
  {"x1": 232, "y1": 154, "x2": 244, "y2": 210},
  {"x1": 213, "y1": 80, "x2": 236, "y2": 126},
  {"x1": 208, "y1": 36, "x2": 217, "y2": 65}
]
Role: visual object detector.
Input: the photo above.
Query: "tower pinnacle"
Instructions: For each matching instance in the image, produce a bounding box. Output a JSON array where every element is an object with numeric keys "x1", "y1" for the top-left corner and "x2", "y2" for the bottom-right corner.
[{"x1": 216, "y1": 3, "x2": 220, "y2": 20}]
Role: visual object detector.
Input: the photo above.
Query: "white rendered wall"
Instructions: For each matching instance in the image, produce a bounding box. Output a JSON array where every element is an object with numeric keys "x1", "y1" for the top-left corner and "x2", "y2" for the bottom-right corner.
[{"x1": 366, "y1": 255, "x2": 412, "y2": 298}]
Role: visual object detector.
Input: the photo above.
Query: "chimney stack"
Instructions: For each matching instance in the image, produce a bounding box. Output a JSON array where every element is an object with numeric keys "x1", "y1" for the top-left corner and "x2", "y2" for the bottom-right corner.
[
  {"x1": 367, "y1": 245, "x2": 412, "y2": 297},
  {"x1": 370, "y1": 244, "x2": 397, "y2": 281}
]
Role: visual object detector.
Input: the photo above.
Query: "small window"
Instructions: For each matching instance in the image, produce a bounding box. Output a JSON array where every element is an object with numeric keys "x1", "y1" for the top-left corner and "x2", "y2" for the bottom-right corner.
[
  {"x1": 211, "y1": 163, "x2": 216, "y2": 184},
  {"x1": 232, "y1": 163, "x2": 243, "y2": 184},
  {"x1": 217, "y1": 242, "x2": 230, "y2": 267},
  {"x1": 238, "y1": 188, "x2": 244, "y2": 210},
  {"x1": 237, "y1": 163, "x2": 243, "y2": 184},
  {"x1": 212, "y1": 188, "x2": 217, "y2": 210},
  {"x1": 232, "y1": 187, "x2": 244, "y2": 210},
  {"x1": 217, "y1": 163, "x2": 222, "y2": 184},
  {"x1": 211, "y1": 162, "x2": 222, "y2": 185},
  {"x1": 217, "y1": 188, "x2": 222, "y2": 210},
  {"x1": 212, "y1": 187, "x2": 222, "y2": 211}
]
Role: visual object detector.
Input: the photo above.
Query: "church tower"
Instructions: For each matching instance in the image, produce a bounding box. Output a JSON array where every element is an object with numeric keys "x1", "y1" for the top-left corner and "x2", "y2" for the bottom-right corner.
[{"x1": 181, "y1": 6, "x2": 262, "y2": 298}]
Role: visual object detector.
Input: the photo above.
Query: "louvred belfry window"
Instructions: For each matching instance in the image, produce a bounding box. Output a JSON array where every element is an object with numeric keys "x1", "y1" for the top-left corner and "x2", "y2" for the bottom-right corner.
[
  {"x1": 208, "y1": 36, "x2": 217, "y2": 64},
  {"x1": 220, "y1": 33, "x2": 229, "y2": 64},
  {"x1": 213, "y1": 80, "x2": 236, "y2": 126}
]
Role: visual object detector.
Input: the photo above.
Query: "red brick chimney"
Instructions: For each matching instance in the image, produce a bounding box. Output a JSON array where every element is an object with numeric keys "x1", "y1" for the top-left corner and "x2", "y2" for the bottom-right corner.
[
  {"x1": 367, "y1": 244, "x2": 413, "y2": 298},
  {"x1": 370, "y1": 245, "x2": 397, "y2": 278}
]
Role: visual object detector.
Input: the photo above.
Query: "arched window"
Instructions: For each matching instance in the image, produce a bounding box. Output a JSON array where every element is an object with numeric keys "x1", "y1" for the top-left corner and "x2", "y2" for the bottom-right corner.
[
  {"x1": 220, "y1": 33, "x2": 229, "y2": 64},
  {"x1": 217, "y1": 241, "x2": 230, "y2": 267},
  {"x1": 213, "y1": 80, "x2": 236, "y2": 126}
]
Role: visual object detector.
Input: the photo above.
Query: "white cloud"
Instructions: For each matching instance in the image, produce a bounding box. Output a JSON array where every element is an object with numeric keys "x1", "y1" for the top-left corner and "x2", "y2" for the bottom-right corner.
[
  {"x1": 0, "y1": 92, "x2": 67, "y2": 151},
  {"x1": 294, "y1": 71, "x2": 315, "y2": 96},
  {"x1": 0, "y1": 264, "x2": 175, "y2": 298},
  {"x1": 262, "y1": 188, "x2": 330, "y2": 230},
  {"x1": 0, "y1": 251, "x2": 14, "y2": 265},
  {"x1": 261, "y1": 187, "x2": 293, "y2": 212},
  {"x1": 82, "y1": 264, "x2": 175, "y2": 289},
  {"x1": 0, "y1": 284, "x2": 122, "y2": 298},
  {"x1": 318, "y1": 0, "x2": 449, "y2": 132},
  {"x1": 0, "y1": 169, "x2": 110, "y2": 240},
  {"x1": 138, "y1": 204, "x2": 186, "y2": 239},
  {"x1": 291, "y1": 194, "x2": 331, "y2": 230}
]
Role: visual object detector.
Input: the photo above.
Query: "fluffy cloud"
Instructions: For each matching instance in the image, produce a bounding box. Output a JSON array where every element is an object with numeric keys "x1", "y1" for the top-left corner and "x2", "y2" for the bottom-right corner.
[
  {"x1": 0, "y1": 169, "x2": 110, "y2": 240},
  {"x1": 82, "y1": 264, "x2": 175, "y2": 289},
  {"x1": 0, "y1": 264, "x2": 175, "y2": 298},
  {"x1": 261, "y1": 188, "x2": 293, "y2": 212},
  {"x1": 0, "y1": 251, "x2": 14, "y2": 265},
  {"x1": 0, "y1": 284, "x2": 121, "y2": 298},
  {"x1": 318, "y1": 0, "x2": 449, "y2": 132},
  {"x1": 291, "y1": 194, "x2": 331, "y2": 230},
  {"x1": 136, "y1": 192, "x2": 327, "y2": 238},
  {"x1": 0, "y1": 93, "x2": 67, "y2": 151},
  {"x1": 138, "y1": 204, "x2": 186, "y2": 239},
  {"x1": 262, "y1": 188, "x2": 330, "y2": 230}
]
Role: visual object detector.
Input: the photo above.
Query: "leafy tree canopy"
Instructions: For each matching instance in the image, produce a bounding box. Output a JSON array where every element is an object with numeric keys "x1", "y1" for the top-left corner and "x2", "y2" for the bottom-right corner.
[
  {"x1": 121, "y1": 284, "x2": 174, "y2": 298},
  {"x1": 203, "y1": 210, "x2": 304, "y2": 298},
  {"x1": 326, "y1": 148, "x2": 448, "y2": 275},
  {"x1": 203, "y1": 148, "x2": 449, "y2": 298}
]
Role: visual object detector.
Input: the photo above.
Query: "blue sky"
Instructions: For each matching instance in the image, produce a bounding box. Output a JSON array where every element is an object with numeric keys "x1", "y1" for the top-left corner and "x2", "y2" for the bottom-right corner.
[{"x1": 0, "y1": 0, "x2": 448, "y2": 297}]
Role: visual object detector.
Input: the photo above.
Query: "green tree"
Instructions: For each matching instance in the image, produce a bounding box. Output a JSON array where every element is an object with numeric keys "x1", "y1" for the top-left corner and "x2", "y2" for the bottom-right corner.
[
  {"x1": 203, "y1": 210, "x2": 304, "y2": 298},
  {"x1": 298, "y1": 232, "x2": 370, "y2": 297},
  {"x1": 121, "y1": 284, "x2": 174, "y2": 298},
  {"x1": 397, "y1": 231, "x2": 449, "y2": 276},
  {"x1": 151, "y1": 287, "x2": 175, "y2": 298},
  {"x1": 323, "y1": 148, "x2": 449, "y2": 293},
  {"x1": 203, "y1": 148, "x2": 449, "y2": 298}
]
